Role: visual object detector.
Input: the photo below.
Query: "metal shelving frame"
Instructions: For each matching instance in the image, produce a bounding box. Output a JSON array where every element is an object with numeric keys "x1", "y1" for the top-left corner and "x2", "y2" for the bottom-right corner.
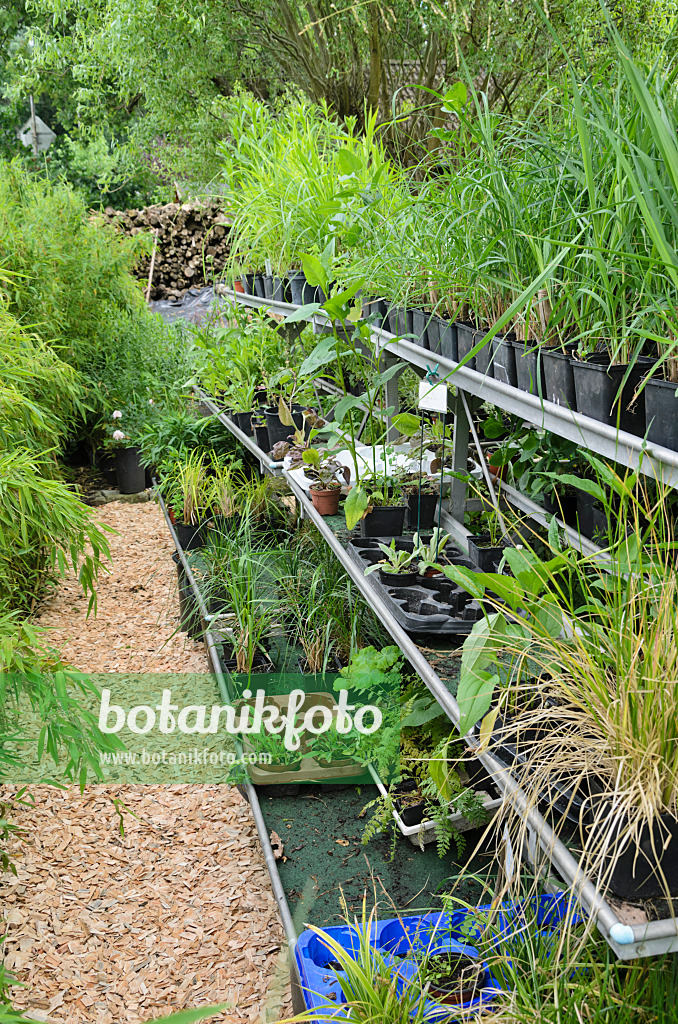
[{"x1": 195, "y1": 288, "x2": 678, "y2": 958}]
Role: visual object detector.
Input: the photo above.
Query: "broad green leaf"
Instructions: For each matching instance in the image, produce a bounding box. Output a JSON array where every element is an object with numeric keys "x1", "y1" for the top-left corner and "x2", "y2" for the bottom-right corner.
[
  {"x1": 344, "y1": 485, "x2": 369, "y2": 530},
  {"x1": 298, "y1": 336, "x2": 339, "y2": 378},
  {"x1": 301, "y1": 254, "x2": 329, "y2": 293},
  {"x1": 337, "y1": 148, "x2": 364, "y2": 175},
  {"x1": 457, "y1": 670, "x2": 500, "y2": 737},
  {"x1": 441, "y1": 82, "x2": 467, "y2": 113},
  {"x1": 542, "y1": 472, "x2": 606, "y2": 505},
  {"x1": 391, "y1": 412, "x2": 421, "y2": 436},
  {"x1": 283, "y1": 302, "x2": 321, "y2": 323},
  {"x1": 302, "y1": 448, "x2": 320, "y2": 468},
  {"x1": 323, "y1": 278, "x2": 363, "y2": 320},
  {"x1": 331, "y1": 392, "x2": 364, "y2": 423}
]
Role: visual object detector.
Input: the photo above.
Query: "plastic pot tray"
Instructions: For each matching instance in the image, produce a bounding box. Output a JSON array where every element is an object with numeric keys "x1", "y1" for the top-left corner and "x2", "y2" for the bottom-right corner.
[
  {"x1": 347, "y1": 536, "x2": 485, "y2": 636},
  {"x1": 368, "y1": 766, "x2": 502, "y2": 849},
  {"x1": 241, "y1": 691, "x2": 366, "y2": 784}
]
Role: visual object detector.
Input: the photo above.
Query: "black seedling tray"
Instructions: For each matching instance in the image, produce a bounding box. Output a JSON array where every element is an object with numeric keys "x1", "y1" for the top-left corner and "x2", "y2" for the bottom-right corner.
[{"x1": 347, "y1": 536, "x2": 485, "y2": 636}]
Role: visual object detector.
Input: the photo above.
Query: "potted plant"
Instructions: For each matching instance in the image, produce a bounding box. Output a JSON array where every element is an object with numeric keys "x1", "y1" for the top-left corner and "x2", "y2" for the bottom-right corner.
[
  {"x1": 466, "y1": 504, "x2": 505, "y2": 573},
  {"x1": 413, "y1": 528, "x2": 452, "y2": 577},
  {"x1": 411, "y1": 945, "x2": 486, "y2": 1006},
  {"x1": 403, "y1": 475, "x2": 441, "y2": 530},
  {"x1": 159, "y1": 451, "x2": 212, "y2": 550},
  {"x1": 309, "y1": 722, "x2": 358, "y2": 768},
  {"x1": 106, "y1": 407, "x2": 147, "y2": 494},
  {"x1": 249, "y1": 729, "x2": 303, "y2": 774},
  {"x1": 446, "y1": 478, "x2": 678, "y2": 898},
  {"x1": 291, "y1": 446, "x2": 346, "y2": 516},
  {"x1": 364, "y1": 538, "x2": 418, "y2": 586}
]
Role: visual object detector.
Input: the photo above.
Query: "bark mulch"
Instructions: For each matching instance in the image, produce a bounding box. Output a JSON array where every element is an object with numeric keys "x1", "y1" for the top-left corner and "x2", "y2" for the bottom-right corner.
[{"x1": 2, "y1": 500, "x2": 292, "y2": 1024}]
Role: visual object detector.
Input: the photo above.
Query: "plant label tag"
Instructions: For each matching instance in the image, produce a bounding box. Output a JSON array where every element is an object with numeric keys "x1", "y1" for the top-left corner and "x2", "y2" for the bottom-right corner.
[{"x1": 418, "y1": 380, "x2": 449, "y2": 413}]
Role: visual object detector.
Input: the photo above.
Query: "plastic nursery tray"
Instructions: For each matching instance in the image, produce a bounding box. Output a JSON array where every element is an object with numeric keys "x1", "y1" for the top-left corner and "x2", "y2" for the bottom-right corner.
[
  {"x1": 369, "y1": 768, "x2": 503, "y2": 849},
  {"x1": 295, "y1": 894, "x2": 579, "y2": 1021},
  {"x1": 240, "y1": 691, "x2": 366, "y2": 784},
  {"x1": 347, "y1": 536, "x2": 485, "y2": 636}
]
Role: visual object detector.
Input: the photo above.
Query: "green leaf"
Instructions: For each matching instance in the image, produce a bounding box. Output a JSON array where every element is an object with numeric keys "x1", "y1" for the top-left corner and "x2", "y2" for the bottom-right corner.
[
  {"x1": 345, "y1": 485, "x2": 369, "y2": 530},
  {"x1": 301, "y1": 448, "x2": 320, "y2": 468},
  {"x1": 401, "y1": 697, "x2": 445, "y2": 727},
  {"x1": 441, "y1": 82, "x2": 467, "y2": 113},
  {"x1": 331, "y1": 393, "x2": 364, "y2": 423},
  {"x1": 283, "y1": 302, "x2": 321, "y2": 323},
  {"x1": 391, "y1": 412, "x2": 421, "y2": 436},
  {"x1": 301, "y1": 254, "x2": 329, "y2": 293},
  {"x1": 542, "y1": 472, "x2": 606, "y2": 505},
  {"x1": 298, "y1": 336, "x2": 339, "y2": 378},
  {"x1": 457, "y1": 669, "x2": 500, "y2": 737},
  {"x1": 323, "y1": 278, "x2": 364, "y2": 320},
  {"x1": 337, "y1": 148, "x2": 364, "y2": 176}
]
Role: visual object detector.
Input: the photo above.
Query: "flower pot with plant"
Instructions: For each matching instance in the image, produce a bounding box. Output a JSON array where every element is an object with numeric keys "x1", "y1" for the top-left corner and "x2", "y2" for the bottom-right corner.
[
  {"x1": 413, "y1": 528, "x2": 452, "y2": 577},
  {"x1": 106, "y1": 408, "x2": 148, "y2": 493},
  {"x1": 364, "y1": 538, "x2": 418, "y2": 586},
  {"x1": 159, "y1": 451, "x2": 212, "y2": 550}
]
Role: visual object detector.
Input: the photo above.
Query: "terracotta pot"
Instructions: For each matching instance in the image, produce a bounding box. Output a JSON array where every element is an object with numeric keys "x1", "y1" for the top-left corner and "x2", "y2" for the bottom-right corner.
[
  {"x1": 234, "y1": 280, "x2": 244, "y2": 294},
  {"x1": 310, "y1": 485, "x2": 341, "y2": 516}
]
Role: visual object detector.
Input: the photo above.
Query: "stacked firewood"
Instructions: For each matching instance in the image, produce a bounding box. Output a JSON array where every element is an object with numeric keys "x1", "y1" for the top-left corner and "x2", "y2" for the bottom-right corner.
[{"x1": 100, "y1": 202, "x2": 231, "y2": 299}]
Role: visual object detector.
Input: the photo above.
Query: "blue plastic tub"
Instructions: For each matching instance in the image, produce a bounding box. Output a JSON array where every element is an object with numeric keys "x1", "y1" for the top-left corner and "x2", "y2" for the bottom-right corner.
[{"x1": 294, "y1": 894, "x2": 579, "y2": 1021}]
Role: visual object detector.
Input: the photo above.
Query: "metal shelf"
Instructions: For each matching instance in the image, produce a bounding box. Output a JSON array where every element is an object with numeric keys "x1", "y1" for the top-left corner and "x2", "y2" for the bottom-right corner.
[
  {"x1": 222, "y1": 287, "x2": 678, "y2": 488},
  {"x1": 205, "y1": 290, "x2": 678, "y2": 958}
]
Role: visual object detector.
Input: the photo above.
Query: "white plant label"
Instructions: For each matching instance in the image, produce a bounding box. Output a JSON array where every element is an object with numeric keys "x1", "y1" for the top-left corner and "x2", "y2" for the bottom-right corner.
[{"x1": 418, "y1": 379, "x2": 449, "y2": 412}]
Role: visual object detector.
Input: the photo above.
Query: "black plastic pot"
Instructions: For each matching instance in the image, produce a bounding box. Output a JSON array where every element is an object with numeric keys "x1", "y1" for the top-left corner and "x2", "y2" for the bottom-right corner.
[
  {"x1": 467, "y1": 534, "x2": 504, "y2": 572},
  {"x1": 264, "y1": 403, "x2": 304, "y2": 448},
  {"x1": 542, "y1": 349, "x2": 577, "y2": 409},
  {"x1": 174, "y1": 521, "x2": 206, "y2": 551},
  {"x1": 588, "y1": 807, "x2": 678, "y2": 899},
  {"x1": 474, "y1": 330, "x2": 494, "y2": 377},
  {"x1": 115, "y1": 446, "x2": 145, "y2": 494},
  {"x1": 387, "y1": 305, "x2": 413, "y2": 337},
  {"x1": 575, "y1": 490, "x2": 597, "y2": 539},
  {"x1": 492, "y1": 335, "x2": 518, "y2": 388},
  {"x1": 233, "y1": 411, "x2": 254, "y2": 437},
  {"x1": 272, "y1": 276, "x2": 291, "y2": 303},
  {"x1": 287, "y1": 270, "x2": 305, "y2": 305},
  {"x1": 438, "y1": 320, "x2": 458, "y2": 362},
  {"x1": 263, "y1": 274, "x2": 274, "y2": 300},
  {"x1": 407, "y1": 491, "x2": 440, "y2": 530},
  {"x1": 359, "y1": 505, "x2": 406, "y2": 538},
  {"x1": 542, "y1": 489, "x2": 579, "y2": 528},
  {"x1": 240, "y1": 273, "x2": 255, "y2": 295},
  {"x1": 426, "y1": 316, "x2": 441, "y2": 354},
  {"x1": 644, "y1": 376, "x2": 678, "y2": 450},
  {"x1": 172, "y1": 553, "x2": 203, "y2": 639},
  {"x1": 513, "y1": 340, "x2": 546, "y2": 396},
  {"x1": 456, "y1": 322, "x2": 478, "y2": 370},
  {"x1": 253, "y1": 420, "x2": 270, "y2": 453},
  {"x1": 378, "y1": 568, "x2": 419, "y2": 587},
  {"x1": 252, "y1": 273, "x2": 266, "y2": 298},
  {"x1": 571, "y1": 356, "x2": 650, "y2": 435},
  {"x1": 410, "y1": 308, "x2": 430, "y2": 349}
]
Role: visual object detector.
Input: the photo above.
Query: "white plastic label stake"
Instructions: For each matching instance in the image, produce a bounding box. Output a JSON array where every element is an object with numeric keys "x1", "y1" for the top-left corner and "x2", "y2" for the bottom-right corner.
[{"x1": 418, "y1": 379, "x2": 449, "y2": 413}]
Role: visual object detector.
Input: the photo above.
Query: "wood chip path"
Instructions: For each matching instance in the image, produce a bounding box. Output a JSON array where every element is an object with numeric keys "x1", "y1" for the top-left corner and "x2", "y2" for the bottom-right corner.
[{"x1": 2, "y1": 500, "x2": 292, "y2": 1024}]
